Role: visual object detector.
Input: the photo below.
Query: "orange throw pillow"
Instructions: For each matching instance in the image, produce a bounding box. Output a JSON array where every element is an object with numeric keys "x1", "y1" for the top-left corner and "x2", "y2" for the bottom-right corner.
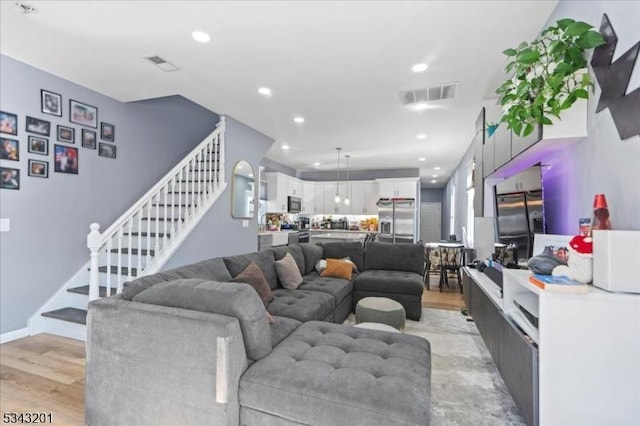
[{"x1": 320, "y1": 258, "x2": 353, "y2": 280}]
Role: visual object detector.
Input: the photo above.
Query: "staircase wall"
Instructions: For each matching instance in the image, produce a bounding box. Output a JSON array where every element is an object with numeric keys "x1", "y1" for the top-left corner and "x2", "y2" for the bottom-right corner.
[
  {"x1": 0, "y1": 55, "x2": 219, "y2": 334},
  {"x1": 164, "y1": 116, "x2": 275, "y2": 268}
]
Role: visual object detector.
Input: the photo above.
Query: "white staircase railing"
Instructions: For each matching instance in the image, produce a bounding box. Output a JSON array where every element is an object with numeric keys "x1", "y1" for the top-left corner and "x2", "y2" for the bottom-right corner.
[{"x1": 86, "y1": 117, "x2": 226, "y2": 300}]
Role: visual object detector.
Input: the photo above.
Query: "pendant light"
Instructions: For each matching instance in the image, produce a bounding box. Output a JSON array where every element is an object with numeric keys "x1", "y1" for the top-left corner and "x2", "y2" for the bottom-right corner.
[
  {"x1": 334, "y1": 147, "x2": 342, "y2": 203},
  {"x1": 344, "y1": 154, "x2": 351, "y2": 205}
]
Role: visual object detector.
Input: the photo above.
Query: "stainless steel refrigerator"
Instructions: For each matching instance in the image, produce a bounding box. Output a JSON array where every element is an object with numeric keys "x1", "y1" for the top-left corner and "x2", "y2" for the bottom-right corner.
[
  {"x1": 377, "y1": 198, "x2": 416, "y2": 243},
  {"x1": 495, "y1": 190, "x2": 544, "y2": 262}
]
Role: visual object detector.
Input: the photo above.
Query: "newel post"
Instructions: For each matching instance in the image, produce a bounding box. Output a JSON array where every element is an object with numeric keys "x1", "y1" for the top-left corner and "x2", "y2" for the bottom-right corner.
[{"x1": 87, "y1": 223, "x2": 102, "y2": 301}]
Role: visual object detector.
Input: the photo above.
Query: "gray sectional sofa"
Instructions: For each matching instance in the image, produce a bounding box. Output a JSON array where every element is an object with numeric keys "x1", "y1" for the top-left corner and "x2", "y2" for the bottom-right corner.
[{"x1": 85, "y1": 241, "x2": 431, "y2": 425}]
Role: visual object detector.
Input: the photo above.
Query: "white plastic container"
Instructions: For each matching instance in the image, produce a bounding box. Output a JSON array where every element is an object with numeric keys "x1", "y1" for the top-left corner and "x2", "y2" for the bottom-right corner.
[{"x1": 593, "y1": 230, "x2": 640, "y2": 293}]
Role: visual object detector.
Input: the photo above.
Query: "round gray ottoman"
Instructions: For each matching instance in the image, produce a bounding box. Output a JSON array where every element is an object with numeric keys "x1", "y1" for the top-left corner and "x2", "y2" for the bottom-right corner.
[
  {"x1": 354, "y1": 322, "x2": 400, "y2": 333},
  {"x1": 355, "y1": 297, "x2": 406, "y2": 331}
]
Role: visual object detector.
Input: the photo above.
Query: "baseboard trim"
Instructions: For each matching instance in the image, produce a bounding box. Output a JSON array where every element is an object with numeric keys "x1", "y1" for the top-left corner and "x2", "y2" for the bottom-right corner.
[{"x1": 0, "y1": 327, "x2": 29, "y2": 344}]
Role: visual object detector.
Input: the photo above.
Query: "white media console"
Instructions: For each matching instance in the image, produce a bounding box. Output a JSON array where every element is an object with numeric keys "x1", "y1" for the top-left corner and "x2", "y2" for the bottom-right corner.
[{"x1": 463, "y1": 267, "x2": 640, "y2": 426}]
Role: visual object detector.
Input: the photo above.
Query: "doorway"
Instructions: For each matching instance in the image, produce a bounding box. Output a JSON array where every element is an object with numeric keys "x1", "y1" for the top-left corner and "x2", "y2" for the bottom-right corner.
[{"x1": 420, "y1": 202, "x2": 441, "y2": 243}]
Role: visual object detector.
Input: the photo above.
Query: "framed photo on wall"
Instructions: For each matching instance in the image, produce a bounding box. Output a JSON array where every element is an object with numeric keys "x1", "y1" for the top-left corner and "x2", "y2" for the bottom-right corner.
[
  {"x1": 28, "y1": 136, "x2": 48, "y2": 156},
  {"x1": 28, "y1": 159, "x2": 49, "y2": 178},
  {"x1": 0, "y1": 111, "x2": 18, "y2": 135},
  {"x1": 57, "y1": 125, "x2": 75, "y2": 143},
  {"x1": 54, "y1": 144, "x2": 78, "y2": 174},
  {"x1": 98, "y1": 142, "x2": 116, "y2": 159},
  {"x1": 70, "y1": 99, "x2": 98, "y2": 128},
  {"x1": 1, "y1": 167, "x2": 20, "y2": 190},
  {"x1": 82, "y1": 129, "x2": 96, "y2": 149},
  {"x1": 1, "y1": 137, "x2": 19, "y2": 161},
  {"x1": 41, "y1": 89, "x2": 62, "y2": 117},
  {"x1": 26, "y1": 116, "x2": 51, "y2": 136},
  {"x1": 100, "y1": 122, "x2": 115, "y2": 142}
]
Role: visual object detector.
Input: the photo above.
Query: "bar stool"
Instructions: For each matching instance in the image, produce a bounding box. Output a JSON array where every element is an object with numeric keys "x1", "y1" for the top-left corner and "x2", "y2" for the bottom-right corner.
[{"x1": 438, "y1": 243, "x2": 463, "y2": 293}]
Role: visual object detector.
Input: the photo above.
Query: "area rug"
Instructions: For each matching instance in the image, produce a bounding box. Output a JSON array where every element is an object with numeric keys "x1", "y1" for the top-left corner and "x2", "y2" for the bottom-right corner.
[{"x1": 347, "y1": 308, "x2": 526, "y2": 426}]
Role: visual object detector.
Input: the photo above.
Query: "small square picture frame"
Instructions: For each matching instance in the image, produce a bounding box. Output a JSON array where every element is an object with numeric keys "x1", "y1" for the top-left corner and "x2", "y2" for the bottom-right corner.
[
  {"x1": 26, "y1": 116, "x2": 51, "y2": 136},
  {"x1": 57, "y1": 125, "x2": 75, "y2": 144},
  {"x1": 28, "y1": 135, "x2": 49, "y2": 156},
  {"x1": 98, "y1": 142, "x2": 116, "y2": 159},
  {"x1": 82, "y1": 128, "x2": 97, "y2": 149},
  {"x1": 41, "y1": 89, "x2": 62, "y2": 117},
  {"x1": 54, "y1": 144, "x2": 79, "y2": 174},
  {"x1": 0, "y1": 167, "x2": 20, "y2": 190},
  {"x1": 0, "y1": 111, "x2": 18, "y2": 136},
  {"x1": 100, "y1": 122, "x2": 115, "y2": 142},
  {"x1": 1, "y1": 137, "x2": 20, "y2": 161},
  {"x1": 70, "y1": 99, "x2": 98, "y2": 128},
  {"x1": 28, "y1": 159, "x2": 49, "y2": 178}
]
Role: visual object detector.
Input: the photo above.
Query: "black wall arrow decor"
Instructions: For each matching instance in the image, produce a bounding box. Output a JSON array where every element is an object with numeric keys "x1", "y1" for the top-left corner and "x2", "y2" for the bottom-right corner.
[{"x1": 590, "y1": 13, "x2": 640, "y2": 140}]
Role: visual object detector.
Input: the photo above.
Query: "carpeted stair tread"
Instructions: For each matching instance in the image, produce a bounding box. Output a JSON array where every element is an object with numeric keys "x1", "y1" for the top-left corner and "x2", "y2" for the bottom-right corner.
[
  {"x1": 91, "y1": 265, "x2": 138, "y2": 277},
  {"x1": 67, "y1": 285, "x2": 117, "y2": 297},
  {"x1": 41, "y1": 307, "x2": 87, "y2": 325}
]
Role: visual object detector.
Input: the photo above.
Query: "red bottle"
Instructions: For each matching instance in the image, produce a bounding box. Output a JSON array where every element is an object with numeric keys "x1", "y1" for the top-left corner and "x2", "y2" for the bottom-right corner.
[{"x1": 591, "y1": 194, "x2": 611, "y2": 231}]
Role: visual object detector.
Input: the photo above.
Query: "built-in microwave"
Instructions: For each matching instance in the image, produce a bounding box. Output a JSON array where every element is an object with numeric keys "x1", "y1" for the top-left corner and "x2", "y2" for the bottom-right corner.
[{"x1": 287, "y1": 196, "x2": 301, "y2": 213}]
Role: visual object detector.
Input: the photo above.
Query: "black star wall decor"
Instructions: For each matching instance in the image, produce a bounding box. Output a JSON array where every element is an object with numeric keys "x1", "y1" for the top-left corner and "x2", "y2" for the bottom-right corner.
[{"x1": 590, "y1": 13, "x2": 640, "y2": 140}]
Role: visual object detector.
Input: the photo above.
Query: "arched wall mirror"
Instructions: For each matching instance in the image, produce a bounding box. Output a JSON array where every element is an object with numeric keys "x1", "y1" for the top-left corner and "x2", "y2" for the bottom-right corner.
[{"x1": 231, "y1": 160, "x2": 255, "y2": 218}]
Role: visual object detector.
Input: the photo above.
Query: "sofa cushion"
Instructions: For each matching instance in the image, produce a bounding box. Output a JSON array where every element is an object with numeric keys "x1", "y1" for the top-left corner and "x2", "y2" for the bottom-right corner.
[
  {"x1": 320, "y1": 258, "x2": 353, "y2": 280},
  {"x1": 300, "y1": 243, "x2": 324, "y2": 275},
  {"x1": 298, "y1": 273, "x2": 353, "y2": 305},
  {"x1": 121, "y1": 258, "x2": 232, "y2": 300},
  {"x1": 239, "y1": 321, "x2": 431, "y2": 426},
  {"x1": 224, "y1": 251, "x2": 278, "y2": 290},
  {"x1": 231, "y1": 261, "x2": 274, "y2": 307},
  {"x1": 131, "y1": 278, "x2": 272, "y2": 361},
  {"x1": 271, "y1": 244, "x2": 305, "y2": 276},
  {"x1": 269, "y1": 316, "x2": 301, "y2": 348},
  {"x1": 268, "y1": 289, "x2": 334, "y2": 323},
  {"x1": 321, "y1": 241, "x2": 364, "y2": 272},
  {"x1": 354, "y1": 270, "x2": 424, "y2": 296},
  {"x1": 364, "y1": 242, "x2": 424, "y2": 275},
  {"x1": 275, "y1": 253, "x2": 303, "y2": 290}
]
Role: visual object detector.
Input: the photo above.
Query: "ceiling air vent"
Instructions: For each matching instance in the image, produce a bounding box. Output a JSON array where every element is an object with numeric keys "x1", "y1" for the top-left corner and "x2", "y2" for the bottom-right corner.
[
  {"x1": 399, "y1": 82, "x2": 458, "y2": 106},
  {"x1": 143, "y1": 55, "x2": 179, "y2": 72}
]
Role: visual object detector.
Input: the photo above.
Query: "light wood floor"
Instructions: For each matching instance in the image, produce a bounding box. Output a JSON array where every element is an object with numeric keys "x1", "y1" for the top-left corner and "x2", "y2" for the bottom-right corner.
[{"x1": 0, "y1": 282, "x2": 465, "y2": 425}]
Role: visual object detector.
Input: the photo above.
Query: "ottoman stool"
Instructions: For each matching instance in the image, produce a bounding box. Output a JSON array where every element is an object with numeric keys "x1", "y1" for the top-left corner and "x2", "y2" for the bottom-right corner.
[
  {"x1": 354, "y1": 322, "x2": 400, "y2": 333},
  {"x1": 355, "y1": 297, "x2": 406, "y2": 331}
]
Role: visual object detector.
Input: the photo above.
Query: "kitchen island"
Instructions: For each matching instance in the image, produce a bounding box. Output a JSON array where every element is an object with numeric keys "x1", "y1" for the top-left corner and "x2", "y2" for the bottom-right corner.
[{"x1": 309, "y1": 229, "x2": 373, "y2": 244}]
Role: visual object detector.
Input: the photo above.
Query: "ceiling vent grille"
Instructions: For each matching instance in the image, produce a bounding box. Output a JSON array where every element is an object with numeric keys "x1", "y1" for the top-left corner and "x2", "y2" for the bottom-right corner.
[
  {"x1": 399, "y1": 82, "x2": 458, "y2": 106},
  {"x1": 143, "y1": 55, "x2": 179, "y2": 72}
]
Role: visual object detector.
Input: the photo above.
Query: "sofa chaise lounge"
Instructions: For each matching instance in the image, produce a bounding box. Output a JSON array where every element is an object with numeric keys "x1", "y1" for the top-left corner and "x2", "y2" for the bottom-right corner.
[{"x1": 85, "y1": 241, "x2": 431, "y2": 425}]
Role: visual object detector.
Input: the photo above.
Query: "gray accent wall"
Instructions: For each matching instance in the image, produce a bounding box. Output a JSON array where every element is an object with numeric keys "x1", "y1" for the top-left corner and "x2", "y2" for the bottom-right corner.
[
  {"x1": 0, "y1": 55, "x2": 220, "y2": 334},
  {"x1": 421, "y1": 188, "x2": 444, "y2": 203},
  {"x1": 164, "y1": 116, "x2": 274, "y2": 267},
  {"x1": 298, "y1": 168, "x2": 419, "y2": 181}
]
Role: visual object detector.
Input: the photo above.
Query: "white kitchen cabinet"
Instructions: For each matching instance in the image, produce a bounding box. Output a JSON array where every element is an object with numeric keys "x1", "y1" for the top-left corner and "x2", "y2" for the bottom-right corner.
[
  {"x1": 302, "y1": 181, "x2": 317, "y2": 214},
  {"x1": 348, "y1": 181, "x2": 379, "y2": 214},
  {"x1": 322, "y1": 182, "x2": 349, "y2": 215},
  {"x1": 495, "y1": 166, "x2": 541, "y2": 194},
  {"x1": 376, "y1": 178, "x2": 418, "y2": 199},
  {"x1": 265, "y1": 172, "x2": 303, "y2": 212}
]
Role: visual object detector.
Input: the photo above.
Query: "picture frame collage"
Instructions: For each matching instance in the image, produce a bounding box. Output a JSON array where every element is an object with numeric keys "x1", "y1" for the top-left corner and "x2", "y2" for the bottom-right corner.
[{"x1": 1, "y1": 89, "x2": 117, "y2": 190}]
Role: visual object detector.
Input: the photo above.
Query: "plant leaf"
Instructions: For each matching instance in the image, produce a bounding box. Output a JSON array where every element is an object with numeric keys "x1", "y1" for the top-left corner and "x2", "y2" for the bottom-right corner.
[
  {"x1": 578, "y1": 31, "x2": 607, "y2": 48},
  {"x1": 512, "y1": 121, "x2": 523, "y2": 136},
  {"x1": 541, "y1": 116, "x2": 553, "y2": 125},
  {"x1": 503, "y1": 48, "x2": 517, "y2": 57},
  {"x1": 556, "y1": 18, "x2": 575, "y2": 31},
  {"x1": 565, "y1": 21, "x2": 593, "y2": 36},
  {"x1": 523, "y1": 123, "x2": 535, "y2": 136},
  {"x1": 516, "y1": 48, "x2": 540, "y2": 64},
  {"x1": 549, "y1": 40, "x2": 566, "y2": 56},
  {"x1": 554, "y1": 62, "x2": 573, "y2": 76},
  {"x1": 574, "y1": 88, "x2": 588, "y2": 99}
]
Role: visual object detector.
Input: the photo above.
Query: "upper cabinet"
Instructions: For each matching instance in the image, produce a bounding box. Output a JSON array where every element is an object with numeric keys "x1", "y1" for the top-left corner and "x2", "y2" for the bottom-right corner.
[
  {"x1": 377, "y1": 178, "x2": 418, "y2": 199},
  {"x1": 265, "y1": 172, "x2": 304, "y2": 213},
  {"x1": 495, "y1": 166, "x2": 542, "y2": 194},
  {"x1": 348, "y1": 181, "x2": 378, "y2": 214},
  {"x1": 302, "y1": 181, "x2": 317, "y2": 214}
]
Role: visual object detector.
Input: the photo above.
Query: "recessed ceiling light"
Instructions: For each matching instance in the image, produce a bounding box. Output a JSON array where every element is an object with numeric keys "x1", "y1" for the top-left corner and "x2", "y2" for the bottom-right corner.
[
  {"x1": 282, "y1": 144, "x2": 290, "y2": 150},
  {"x1": 432, "y1": 174, "x2": 438, "y2": 178},
  {"x1": 294, "y1": 116, "x2": 305, "y2": 124},
  {"x1": 416, "y1": 134, "x2": 427, "y2": 139},
  {"x1": 431, "y1": 179, "x2": 437, "y2": 183},
  {"x1": 313, "y1": 162, "x2": 320, "y2": 166},
  {"x1": 434, "y1": 166, "x2": 441, "y2": 170},
  {"x1": 418, "y1": 157, "x2": 426, "y2": 162},
  {"x1": 412, "y1": 63, "x2": 429, "y2": 73},
  {"x1": 249, "y1": 173, "x2": 254, "y2": 177},
  {"x1": 258, "y1": 87, "x2": 272, "y2": 97},
  {"x1": 192, "y1": 31, "x2": 211, "y2": 43},
  {"x1": 412, "y1": 103, "x2": 429, "y2": 111}
]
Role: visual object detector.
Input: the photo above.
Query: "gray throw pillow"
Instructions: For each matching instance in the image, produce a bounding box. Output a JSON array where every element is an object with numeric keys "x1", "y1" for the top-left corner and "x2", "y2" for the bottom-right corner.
[
  {"x1": 231, "y1": 261, "x2": 274, "y2": 307},
  {"x1": 275, "y1": 253, "x2": 304, "y2": 290},
  {"x1": 132, "y1": 278, "x2": 272, "y2": 360}
]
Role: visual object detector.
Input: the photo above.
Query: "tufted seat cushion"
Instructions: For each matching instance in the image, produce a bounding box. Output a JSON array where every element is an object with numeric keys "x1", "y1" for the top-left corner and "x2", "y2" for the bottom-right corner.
[
  {"x1": 298, "y1": 272, "x2": 353, "y2": 305},
  {"x1": 240, "y1": 321, "x2": 431, "y2": 426},
  {"x1": 268, "y1": 289, "x2": 334, "y2": 323}
]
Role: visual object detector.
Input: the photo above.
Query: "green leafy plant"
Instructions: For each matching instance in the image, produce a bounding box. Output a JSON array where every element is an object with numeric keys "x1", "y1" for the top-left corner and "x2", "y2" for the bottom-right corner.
[{"x1": 495, "y1": 18, "x2": 606, "y2": 137}]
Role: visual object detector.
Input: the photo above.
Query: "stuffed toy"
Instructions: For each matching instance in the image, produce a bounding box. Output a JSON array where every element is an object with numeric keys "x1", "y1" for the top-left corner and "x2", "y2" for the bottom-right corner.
[{"x1": 552, "y1": 235, "x2": 593, "y2": 283}]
